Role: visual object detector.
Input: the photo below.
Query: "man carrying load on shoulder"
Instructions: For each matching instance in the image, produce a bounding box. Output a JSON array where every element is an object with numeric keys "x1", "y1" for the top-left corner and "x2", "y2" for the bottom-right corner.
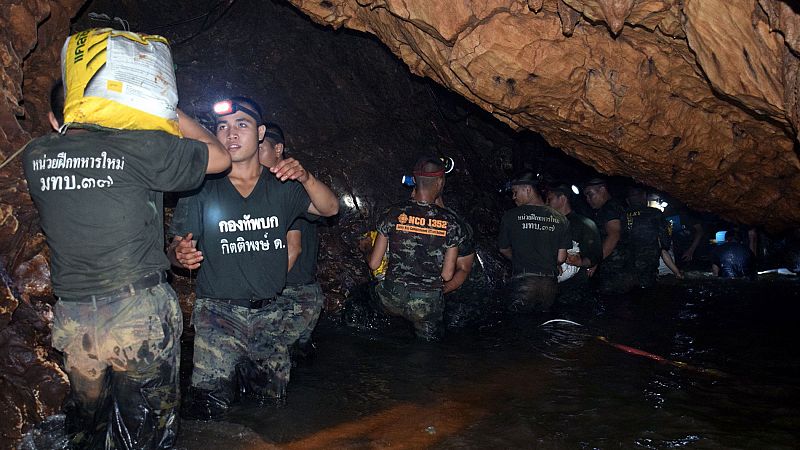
[{"x1": 24, "y1": 73, "x2": 230, "y2": 448}]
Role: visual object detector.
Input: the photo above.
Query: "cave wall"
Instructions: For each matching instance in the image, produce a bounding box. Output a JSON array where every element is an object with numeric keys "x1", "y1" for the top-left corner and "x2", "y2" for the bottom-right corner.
[
  {"x1": 0, "y1": 1, "x2": 84, "y2": 445},
  {"x1": 287, "y1": 0, "x2": 800, "y2": 230}
]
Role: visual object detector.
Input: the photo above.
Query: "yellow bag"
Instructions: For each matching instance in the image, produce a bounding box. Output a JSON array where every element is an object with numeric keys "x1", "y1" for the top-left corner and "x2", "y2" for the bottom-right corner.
[{"x1": 61, "y1": 28, "x2": 180, "y2": 136}]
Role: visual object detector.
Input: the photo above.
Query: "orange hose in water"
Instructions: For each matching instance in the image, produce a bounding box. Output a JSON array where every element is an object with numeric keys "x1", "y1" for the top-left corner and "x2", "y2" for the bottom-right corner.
[{"x1": 596, "y1": 336, "x2": 728, "y2": 377}]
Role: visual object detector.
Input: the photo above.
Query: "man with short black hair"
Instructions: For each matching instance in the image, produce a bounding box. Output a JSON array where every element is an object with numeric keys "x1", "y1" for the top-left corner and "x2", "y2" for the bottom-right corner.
[
  {"x1": 259, "y1": 122, "x2": 325, "y2": 358},
  {"x1": 546, "y1": 183, "x2": 601, "y2": 304},
  {"x1": 24, "y1": 78, "x2": 230, "y2": 448},
  {"x1": 498, "y1": 172, "x2": 570, "y2": 312},
  {"x1": 368, "y1": 156, "x2": 461, "y2": 340},
  {"x1": 169, "y1": 96, "x2": 338, "y2": 416},
  {"x1": 625, "y1": 186, "x2": 682, "y2": 287},
  {"x1": 582, "y1": 178, "x2": 634, "y2": 294},
  {"x1": 711, "y1": 230, "x2": 755, "y2": 278}
]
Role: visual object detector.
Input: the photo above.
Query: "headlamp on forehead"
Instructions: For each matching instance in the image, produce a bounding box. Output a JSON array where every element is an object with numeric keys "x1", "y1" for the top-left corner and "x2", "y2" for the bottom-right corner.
[
  {"x1": 441, "y1": 156, "x2": 455, "y2": 174},
  {"x1": 212, "y1": 99, "x2": 262, "y2": 123},
  {"x1": 213, "y1": 100, "x2": 235, "y2": 115}
]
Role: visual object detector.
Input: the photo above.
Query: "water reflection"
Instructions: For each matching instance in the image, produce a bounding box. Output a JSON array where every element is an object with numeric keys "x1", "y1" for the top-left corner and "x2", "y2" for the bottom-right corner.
[{"x1": 177, "y1": 278, "x2": 800, "y2": 449}]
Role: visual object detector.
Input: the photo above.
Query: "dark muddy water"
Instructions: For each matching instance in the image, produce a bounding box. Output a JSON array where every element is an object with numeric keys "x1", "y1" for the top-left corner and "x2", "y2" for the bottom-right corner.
[{"x1": 176, "y1": 277, "x2": 800, "y2": 449}]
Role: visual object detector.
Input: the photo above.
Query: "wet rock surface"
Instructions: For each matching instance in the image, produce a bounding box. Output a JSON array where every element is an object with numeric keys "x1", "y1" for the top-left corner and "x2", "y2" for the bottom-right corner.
[
  {"x1": 0, "y1": 1, "x2": 83, "y2": 447},
  {"x1": 288, "y1": 0, "x2": 800, "y2": 230},
  {"x1": 0, "y1": 299, "x2": 69, "y2": 447}
]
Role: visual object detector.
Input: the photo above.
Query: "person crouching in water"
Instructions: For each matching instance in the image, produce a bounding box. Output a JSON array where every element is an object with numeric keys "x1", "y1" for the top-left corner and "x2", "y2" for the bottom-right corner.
[
  {"x1": 368, "y1": 156, "x2": 462, "y2": 340},
  {"x1": 498, "y1": 172, "x2": 571, "y2": 313}
]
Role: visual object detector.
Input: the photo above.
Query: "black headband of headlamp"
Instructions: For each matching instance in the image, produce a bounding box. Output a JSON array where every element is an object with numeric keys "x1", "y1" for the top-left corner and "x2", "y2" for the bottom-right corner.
[{"x1": 213, "y1": 99, "x2": 262, "y2": 124}]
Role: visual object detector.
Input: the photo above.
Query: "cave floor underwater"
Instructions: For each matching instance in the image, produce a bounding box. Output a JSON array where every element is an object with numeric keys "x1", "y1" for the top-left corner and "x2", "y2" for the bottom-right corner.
[{"x1": 169, "y1": 276, "x2": 800, "y2": 449}]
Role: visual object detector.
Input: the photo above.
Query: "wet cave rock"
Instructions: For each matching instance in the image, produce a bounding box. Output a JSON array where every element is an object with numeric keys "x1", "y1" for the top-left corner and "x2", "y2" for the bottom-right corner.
[{"x1": 2, "y1": 0, "x2": 800, "y2": 446}]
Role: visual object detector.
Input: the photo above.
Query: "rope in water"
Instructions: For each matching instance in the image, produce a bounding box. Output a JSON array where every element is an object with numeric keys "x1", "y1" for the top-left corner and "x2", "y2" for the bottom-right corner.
[{"x1": 539, "y1": 319, "x2": 729, "y2": 378}]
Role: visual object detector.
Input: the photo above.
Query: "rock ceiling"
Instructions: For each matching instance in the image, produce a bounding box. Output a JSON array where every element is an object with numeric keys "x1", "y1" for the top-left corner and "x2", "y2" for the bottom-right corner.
[
  {"x1": 287, "y1": 0, "x2": 800, "y2": 229},
  {"x1": 1, "y1": 1, "x2": 799, "y2": 232}
]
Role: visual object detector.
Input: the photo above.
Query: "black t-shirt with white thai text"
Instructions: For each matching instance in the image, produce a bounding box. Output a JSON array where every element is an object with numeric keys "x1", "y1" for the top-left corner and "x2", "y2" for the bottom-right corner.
[
  {"x1": 170, "y1": 169, "x2": 310, "y2": 299},
  {"x1": 498, "y1": 204, "x2": 571, "y2": 276},
  {"x1": 23, "y1": 130, "x2": 208, "y2": 298}
]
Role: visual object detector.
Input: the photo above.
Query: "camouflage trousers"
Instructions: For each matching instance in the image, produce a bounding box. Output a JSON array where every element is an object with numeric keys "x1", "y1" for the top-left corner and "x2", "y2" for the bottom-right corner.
[
  {"x1": 556, "y1": 270, "x2": 593, "y2": 305},
  {"x1": 190, "y1": 296, "x2": 296, "y2": 408},
  {"x1": 508, "y1": 274, "x2": 558, "y2": 313},
  {"x1": 280, "y1": 282, "x2": 324, "y2": 347},
  {"x1": 594, "y1": 253, "x2": 637, "y2": 295},
  {"x1": 629, "y1": 246, "x2": 661, "y2": 289},
  {"x1": 52, "y1": 277, "x2": 181, "y2": 450},
  {"x1": 373, "y1": 280, "x2": 444, "y2": 341}
]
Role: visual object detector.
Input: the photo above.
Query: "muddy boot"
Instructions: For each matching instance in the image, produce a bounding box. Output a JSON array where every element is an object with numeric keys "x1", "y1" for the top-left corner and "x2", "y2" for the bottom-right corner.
[
  {"x1": 18, "y1": 414, "x2": 71, "y2": 450},
  {"x1": 181, "y1": 386, "x2": 231, "y2": 421},
  {"x1": 235, "y1": 360, "x2": 288, "y2": 407},
  {"x1": 290, "y1": 340, "x2": 317, "y2": 365}
]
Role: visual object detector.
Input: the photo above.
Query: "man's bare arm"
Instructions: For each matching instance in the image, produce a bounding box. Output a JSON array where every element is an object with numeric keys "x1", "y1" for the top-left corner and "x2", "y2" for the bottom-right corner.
[
  {"x1": 287, "y1": 230, "x2": 301, "y2": 271},
  {"x1": 557, "y1": 248, "x2": 567, "y2": 265},
  {"x1": 270, "y1": 158, "x2": 339, "y2": 217},
  {"x1": 176, "y1": 109, "x2": 230, "y2": 174},
  {"x1": 661, "y1": 249, "x2": 683, "y2": 279},
  {"x1": 443, "y1": 253, "x2": 475, "y2": 294},
  {"x1": 602, "y1": 219, "x2": 622, "y2": 259},
  {"x1": 441, "y1": 247, "x2": 459, "y2": 282},
  {"x1": 682, "y1": 223, "x2": 704, "y2": 261},
  {"x1": 368, "y1": 234, "x2": 389, "y2": 271}
]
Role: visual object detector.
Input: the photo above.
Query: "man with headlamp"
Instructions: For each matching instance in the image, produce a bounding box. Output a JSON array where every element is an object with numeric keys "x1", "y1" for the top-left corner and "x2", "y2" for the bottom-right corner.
[
  {"x1": 368, "y1": 156, "x2": 462, "y2": 340},
  {"x1": 168, "y1": 96, "x2": 338, "y2": 417}
]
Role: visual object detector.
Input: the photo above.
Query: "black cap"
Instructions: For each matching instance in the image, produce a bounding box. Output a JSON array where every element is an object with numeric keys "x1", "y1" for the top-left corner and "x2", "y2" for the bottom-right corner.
[
  {"x1": 509, "y1": 171, "x2": 538, "y2": 187},
  {"x1": 626, "y1": 185, "x2": 647, "y2": 197},
  {"x1": 263, "y1": 122, "x2": 285, "y2": 145},
  {"x1": 582, "y1": 177, "x2": 607, "y2": 189},
  {"x1": 548, "y1": 183, "x2": 573, "y2": 197}
]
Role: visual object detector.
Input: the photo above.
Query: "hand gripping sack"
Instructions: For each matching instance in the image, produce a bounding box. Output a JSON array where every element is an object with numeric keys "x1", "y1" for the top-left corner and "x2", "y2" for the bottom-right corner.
[{"x1": 61, "y1": 28, "x2": 180, "y2": 135}]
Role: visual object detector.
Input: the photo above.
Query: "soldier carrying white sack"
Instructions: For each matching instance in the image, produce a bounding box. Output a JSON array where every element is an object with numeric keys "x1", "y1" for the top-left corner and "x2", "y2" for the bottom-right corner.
[{"x1": 22, "y1": 28, "x2": 231, "y2": 449}]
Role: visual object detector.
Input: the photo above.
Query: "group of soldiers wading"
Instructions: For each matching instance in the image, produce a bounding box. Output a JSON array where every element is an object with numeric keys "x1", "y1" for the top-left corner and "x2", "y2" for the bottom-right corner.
[{"x1": 23, "y1": 74, "x2": 681, "y2": 447}]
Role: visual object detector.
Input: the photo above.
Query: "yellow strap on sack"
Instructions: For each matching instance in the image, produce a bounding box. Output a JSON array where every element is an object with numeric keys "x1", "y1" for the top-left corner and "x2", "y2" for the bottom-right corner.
[{"x1": 62, "y1": 28, "x2": 180, "y2": 136}]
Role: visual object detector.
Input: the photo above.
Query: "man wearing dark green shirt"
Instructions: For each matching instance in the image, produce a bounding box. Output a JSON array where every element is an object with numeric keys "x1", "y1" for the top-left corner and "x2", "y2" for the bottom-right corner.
[
  {"x1": 23, "y1": 80, "x2": 230, "y2": 449},
  {"x1": 546, "y1": 183, "x2": 602, "y2": 304},
  {"x1": 259, "y1": 123, "x2": 325, "y2": 358},
  {"x1": 625, "y1": 186, "x2": 682, "y2": 287},
  {"x1": 169, "y1": 97, "x2": 338, "y2": 416},
  {"x1": 498, "y1": 173, "x2": 571, "y2": 312},
  {"x1": 583, "y1": 177, "x2": 635, "y2": 294}
]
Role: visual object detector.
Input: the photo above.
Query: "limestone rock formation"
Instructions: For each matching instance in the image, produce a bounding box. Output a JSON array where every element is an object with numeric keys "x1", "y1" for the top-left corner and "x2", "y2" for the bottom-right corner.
[
  {"x1": 288, "y1": 0, "x2": 800, "y2": 229},
  {"x1": 0, "y1": 0, "x2": 83, "y2": 445}
]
